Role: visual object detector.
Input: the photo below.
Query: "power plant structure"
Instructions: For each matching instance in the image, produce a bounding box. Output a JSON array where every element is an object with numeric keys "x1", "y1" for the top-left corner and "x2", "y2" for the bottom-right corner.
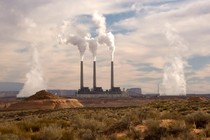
[
  {"x1": 77, "y1": 61, "x2": 91, "y2": 94},
  {"x1": 78, "y1": 60, "x2": 122, "y2": 94},
  {"x1": 109, "y1": 61, "x2": 122, "y2": 94},
  {"x1": 92, "y1": 61, "x2": 104, "y2": 94}
]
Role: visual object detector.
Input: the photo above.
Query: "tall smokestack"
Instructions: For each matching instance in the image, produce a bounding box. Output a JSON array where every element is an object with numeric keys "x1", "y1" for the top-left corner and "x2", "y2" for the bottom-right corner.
[
  {"x1": 93, "y1": 61, "x2": 96, "y2": 89},
  {"x1": 111, "y1": 61, "x2": 114, "y2": 89},
  {"x1": 80, "y1": 61, "x2": 84, "y2": 89}
]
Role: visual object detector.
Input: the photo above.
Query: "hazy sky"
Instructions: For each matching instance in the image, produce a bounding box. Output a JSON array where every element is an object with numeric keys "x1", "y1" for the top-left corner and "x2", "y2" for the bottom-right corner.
[{"x1": 0, "y1": 0, "x2": 210, "y2": 94}]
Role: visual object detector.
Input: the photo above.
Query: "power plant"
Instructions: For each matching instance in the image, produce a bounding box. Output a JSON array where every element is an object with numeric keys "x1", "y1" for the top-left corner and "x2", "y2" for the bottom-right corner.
[
  {"x1": 78, "y1": 61, "x2": 91, "y2": 94},
  {"x1": 92, "y1": 61, "x2": 103, "y2": 93},
  {"x1": 78, "y1": 60, "x2": 122, "y2": 94},
  {"x1": 109, "y1": 61, "x2": 121, "y2": 94}
]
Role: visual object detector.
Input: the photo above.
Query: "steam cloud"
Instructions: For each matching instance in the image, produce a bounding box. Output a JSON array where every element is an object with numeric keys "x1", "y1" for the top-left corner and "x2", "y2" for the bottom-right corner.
[
  {"x1": 160, "y1": 23, "x2": 188, "y2": 96},
  {"x1": 17, "y1": 46, "x2": 46, "y2": 97},
  {"x1": 87, "y1": 36, "x2": 98, "y2": 61},
  {"x1": 67, "y1": 34, "x2": 89, "y2": 61},
  {"x1": 93, "y1": 11, "x2": 116, "y2": 61},
  {"x1": 58, "y1": 12, "x2": 116, "y2": 61},
  {"x1": 57, "y1": 21, "x2": 90, "y2": 61}
]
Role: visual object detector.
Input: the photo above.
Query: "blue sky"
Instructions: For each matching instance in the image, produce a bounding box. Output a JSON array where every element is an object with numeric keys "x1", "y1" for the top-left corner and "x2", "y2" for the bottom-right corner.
[{"x1": 0, "y1": 0, "x2": 210, "y2": 94}]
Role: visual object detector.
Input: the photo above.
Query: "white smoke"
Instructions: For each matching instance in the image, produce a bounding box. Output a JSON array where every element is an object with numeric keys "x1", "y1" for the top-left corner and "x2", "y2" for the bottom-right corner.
[
  {"x1": 58, "y1": 12, "x2": 116, "y2": 61},
  {"x1": 66, "y1": 34, "x2": 89, "y2": 61},
  {"x1": 57, "y1": 20, "x2": 70, "y2": 44},
  {"x1": 87, "y1": 36, "x2": 98, "y2": 61},
  {"x1": 93, "y1": 11, "x2": 106, "y2": 35},
  {"x1": 160, "y1": 23, "x2": 188, "y2": 96},
  {"x1": 57, "y1": 21, "x2": 89, "y2": 61},
  {"x1": 17, "y1": 46, "x2": 46, "y2": 97},
  {"x1": 92, "y1": 12, "x2": 116, "y2": 61}
]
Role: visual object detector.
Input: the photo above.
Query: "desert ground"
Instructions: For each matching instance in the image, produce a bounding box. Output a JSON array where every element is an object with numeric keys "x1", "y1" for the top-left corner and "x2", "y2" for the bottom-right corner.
[{"x1": 0, "y1": 94, "x2": 210, "y2": 140}]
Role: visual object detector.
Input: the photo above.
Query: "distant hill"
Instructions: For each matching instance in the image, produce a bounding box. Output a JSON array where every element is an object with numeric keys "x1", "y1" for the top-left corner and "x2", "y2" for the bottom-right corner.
[{"x1": 0, "y1": 82, "x2": 23, "y2": 91}]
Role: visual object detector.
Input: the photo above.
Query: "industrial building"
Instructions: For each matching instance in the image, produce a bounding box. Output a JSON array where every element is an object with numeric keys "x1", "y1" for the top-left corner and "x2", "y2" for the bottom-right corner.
[{"x1": 78, "y1": 60, "x2": 122, "y2": 94}]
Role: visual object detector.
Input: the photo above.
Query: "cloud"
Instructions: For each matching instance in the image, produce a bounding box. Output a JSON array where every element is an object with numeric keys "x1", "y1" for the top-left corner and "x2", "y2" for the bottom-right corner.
[
  {"x1": 188, "y1": 55, "x2": 210, "y2": 70},
  {"x1": 0, "y1": 0, "x2": 210, "y2": 94},
  {"x1": 112, "y1": 0, "x2": 210, "y2": 93}
]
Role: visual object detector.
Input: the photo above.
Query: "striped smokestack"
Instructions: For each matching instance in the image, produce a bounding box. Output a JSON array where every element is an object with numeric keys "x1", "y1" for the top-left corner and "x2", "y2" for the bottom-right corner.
[
  {"x1": 93, "y1": 61, "x2": 96, "y2": 89},
  {"x1": 80, "y1": 61, "x2": 83, "y2": 89},
  {"x1": 111, "y1": 61, "x2": 114, "y2": 89}
]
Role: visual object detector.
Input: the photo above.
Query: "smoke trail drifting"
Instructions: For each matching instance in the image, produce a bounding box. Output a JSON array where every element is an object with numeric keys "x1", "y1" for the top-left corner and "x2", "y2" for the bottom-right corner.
[
  {"x1": 57, "y1": 21, "x2": 89, "y2": 61},
  {"x1": 93, "y1": 11, "x2": 106, "y2": 35},
  {"x1": 87, "y1": 36, "x2": 98, "y2": 61},
  {"x1": 66, "y1": 34, "x2": 89, "y2": 61},
  {"x1": 160, "y1": 23, "x2": 188, "y2": 96},
  {"x1": 92, "y1": 12, "x2": 116, "y2": 61},
  {"x1": 58, "y1": 12, "x2": 116, "y2": 61},
  {"x1": 57, "y1": 20, "x2": 69, "y2": 44},
  {"x1": 17, "y1": 46, "x2": 46, "y2": 97}
]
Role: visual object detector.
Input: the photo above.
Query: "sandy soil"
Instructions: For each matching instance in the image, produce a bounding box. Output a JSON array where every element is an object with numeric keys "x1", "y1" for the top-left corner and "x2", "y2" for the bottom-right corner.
[{"x1": 7, "y1": 99, "x2": 83, "y2": 110}]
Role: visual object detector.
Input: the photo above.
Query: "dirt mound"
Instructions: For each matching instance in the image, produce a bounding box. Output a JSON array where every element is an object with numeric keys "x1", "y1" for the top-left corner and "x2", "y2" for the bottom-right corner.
[
  {"x1": 25, "y1": 90, "x2": 62, "y2": 101},
  {"x1": 8, "y1": 99, "x2": 83, "y2": 110},
  {"x1": 7, "y1": 90, "x2": 83, "y2": 110},
  {"x1": 187, "y1": 96, "x2": 207, "y2": 102}
]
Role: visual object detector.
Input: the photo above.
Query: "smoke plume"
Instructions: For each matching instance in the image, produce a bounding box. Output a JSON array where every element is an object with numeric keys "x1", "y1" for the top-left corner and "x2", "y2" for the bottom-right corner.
[
  {"x1": 57, "y1": 21, "x2": 89, "y2": 61},
  {"x1": 17, "y1": 46, "x2": 46, "y2": 97},
  {"x1": 66, "y1": 34, "x2": 89, "y2": 61},
  {"x1": 160, "y1": 23, "x2": 188, "y2": 96},
  {"x1": 87, "y1": 36, "x2": 98, "y2": 61},
  {"x1": 93, "y1": 11, "x2": 106, "y2": 35},
  {"x1": 92, "y1": 12, "x2": 116, "y2": 61},
  {"x1": 57, "y1": 20, "x2": 69, "y2": 44},
  {"x1": 58, "y1": 12, "x2": 116, "y2": 61}
]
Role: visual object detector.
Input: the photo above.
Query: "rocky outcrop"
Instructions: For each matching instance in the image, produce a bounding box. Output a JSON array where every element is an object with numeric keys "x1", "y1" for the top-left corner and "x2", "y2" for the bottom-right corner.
[
  {"x1": 8, "y1": 90, "x2": 83, "y2": 110},
  {"x1": 25, "y1": 90, "x2": 63, "y2": 101},
  {"x1": 8, "y1": 99, "x2": 83, "y2": 110}
]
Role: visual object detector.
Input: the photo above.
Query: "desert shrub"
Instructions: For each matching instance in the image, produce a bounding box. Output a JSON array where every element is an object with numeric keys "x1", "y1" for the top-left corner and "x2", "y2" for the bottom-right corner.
[
  {"x1": 102, "y1": 116, "x2": 131, "y2": 134},
  {"x1": 92, "y1": 112, "x2": 105, "y2": 122},
  {"x1": 80, "y1": 129, "x2": 95, "y2": 140},
  {"x1": 36, "y1": 124, "x2": 62, "y2": 140},
  {"x1": 61, "y1": 129, "x2": 75, "y2": 140},
  {"x1": 129, "y1": 111, "x2": 142, "y2": 125},
  {"x1": 74, "y1": 117, "x2": 104, "y2": 135},
  {"x1": 109, "y1": 134, "x2": 117, "y2": 140},
  {"x1": 162, "y1": 133, "x2": 197, "y2": 140},
  {"x1": 175, "y1": 132, "x2": 198, "y2": 140},
  {"x1": 145, "y1": 110, "x2": 160, "y2": 119},
  {"x1": 0, "y1": 123, "x2": 19, "y2": 134},
  {"x1": 56, "y1": 120, "x2": 71, "y2": 128},
  {"x1": 191, "y1": 106, "x2": 199, "y2": 111},
  {"x1": 103, "y1": 117, "x2": 116, "y2": 127},
  {"x1": 205, "y1": 123, "x2": 210, "y2": 137},
  {"x1": 0, "y1": 133, "x2": 20, "y2": 140},
  {"x1": 96, "y1": 135, "x2": 107, "y2": 140},
  {"x1": 160, "y1": 111, "x2": 182, "y2": 120},
  {"x1": 143, "y1": 119, "x2": 167, "y2": 140},
  {"x1": 151, "y1": 120, "x2": 198, "y2": 140},
  {"x1": 127, "y1": 126, "x2": 141, "y2": 140},
  {"x1": 17, "y1": 120, "x2": 40, "y2": 133},
  {"x1": 36, "y1": 118, "x2": 56, "y2": 127},
  {"x1": 177, "y1": 107, "x2": 190, "y2": 114},
  {"x1": 166, "y1": 121, "x2": 188, "y2": 137},
  {"x1": 117, "y1": 137, "x2": 131, "y2": 140},
  {"x1": 185, "y1": 112, "x2": 210, "y2": 128}
]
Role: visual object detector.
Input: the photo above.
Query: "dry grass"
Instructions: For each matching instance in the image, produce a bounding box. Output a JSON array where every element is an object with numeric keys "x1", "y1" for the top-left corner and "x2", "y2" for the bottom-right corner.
[{"x1": 0, "y1": 99, "x2": 209, "y2": 139}]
